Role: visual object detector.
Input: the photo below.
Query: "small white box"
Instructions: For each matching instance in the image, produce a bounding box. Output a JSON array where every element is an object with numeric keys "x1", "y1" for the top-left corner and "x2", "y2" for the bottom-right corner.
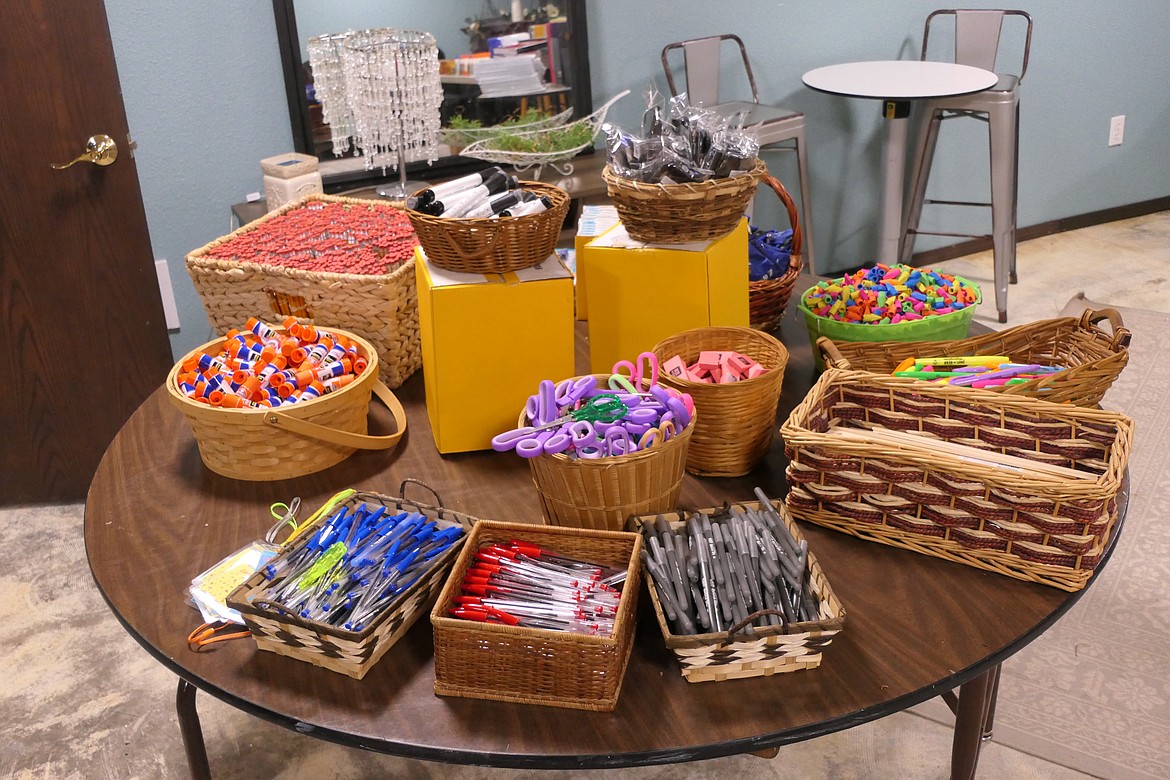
[{"x1": 264, "y1": 170, "x2": 324, "y2": 210}]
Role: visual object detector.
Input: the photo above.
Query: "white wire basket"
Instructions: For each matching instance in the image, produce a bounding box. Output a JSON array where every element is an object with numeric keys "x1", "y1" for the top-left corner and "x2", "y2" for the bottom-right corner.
[
  {"x1": 458, "y1": 90, "x2": 630, "y2": 179},
  {"x1": 440, "y1": 106, "x2": 574, "y2": 149}
]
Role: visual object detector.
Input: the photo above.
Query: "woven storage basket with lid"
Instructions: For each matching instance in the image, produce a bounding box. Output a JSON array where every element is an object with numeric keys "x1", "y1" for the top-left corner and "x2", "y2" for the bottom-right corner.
[
  {"x1": 818, "y1": 307, "x2": 1131, "y2": 407},
  {"x1": 525, "y1": 375, "x2": 694, "y2": 532},
  {"x1": 748, "y1": 173, "x2": 804, "y2": 332},
  {"x1": 167, "y1": 328, "x2": 406, "y2": 481},
  {"x1": 632, "y1": 500, "x2": 845, "y2": 683},
  {"x1": 405, "y1": 180, "x2": 569, "y2": 274},
  {"x1": 651, "y1": 327, "x2": 789, "y2": 477},
  {"x1": 781, "y1": 368, "x2": 1134, "y2": 592},
  {"x1": 185, "y1": 193, "x2": 421, "y2": 388},
  {"x1": 227, "y1": 483, "x2": 477, "y2": 679},
  {"x1": 602, "y1": 159, "x2": 766, "y2": 244},
  {"x1": 430, "y1": 520, "x2": 642, "y2": 711}
]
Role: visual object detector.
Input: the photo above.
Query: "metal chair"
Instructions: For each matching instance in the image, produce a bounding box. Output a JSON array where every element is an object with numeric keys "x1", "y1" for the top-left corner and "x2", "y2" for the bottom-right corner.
[
  {"x1": 661, "y1": 34, "x2": 817, "y2": 275},
  {"x1": 899, "y1": 9, "x2": 1033, "y2": 323}
]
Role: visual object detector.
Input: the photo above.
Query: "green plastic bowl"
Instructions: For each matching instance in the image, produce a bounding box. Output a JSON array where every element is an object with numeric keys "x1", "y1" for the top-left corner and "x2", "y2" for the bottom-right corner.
[{"x1": 799, "y1": 276, "x2": 982, "y2": 368}]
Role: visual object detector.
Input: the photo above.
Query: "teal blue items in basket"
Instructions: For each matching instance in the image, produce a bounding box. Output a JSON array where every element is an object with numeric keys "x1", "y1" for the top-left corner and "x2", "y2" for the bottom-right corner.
[
  {"x1": 748, "y1": 226, "x2": 794, "y2": 282},
  {"x1": 798, "y1": 264, "x2": 982, "y2": 366}
]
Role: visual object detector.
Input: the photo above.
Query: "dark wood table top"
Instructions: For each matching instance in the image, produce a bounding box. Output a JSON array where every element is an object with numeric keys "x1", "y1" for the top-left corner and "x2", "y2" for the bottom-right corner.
[{"x1": 85, "y1": 287, "x2": 1123, "y2": 768}]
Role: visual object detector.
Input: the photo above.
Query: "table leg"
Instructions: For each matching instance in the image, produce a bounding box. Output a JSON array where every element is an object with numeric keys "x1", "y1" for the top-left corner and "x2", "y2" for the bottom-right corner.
[
  {"x1": 176, "y1": 678, "x2": 213, "y2": 780},
  {"x1": 949, "y1": 664, "x2": 999, "y2": 780},
  {"x1": 878, "y1": 99, "x2": 911, "y2": 265}
]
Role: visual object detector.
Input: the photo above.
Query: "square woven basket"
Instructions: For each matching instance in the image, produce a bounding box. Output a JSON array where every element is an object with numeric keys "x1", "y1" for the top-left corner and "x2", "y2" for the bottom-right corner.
[
  {"x1": 429, "y1": 520, "x2": 642, "y2": 711},
  {"x1": 631, "y1": 500, "x2": 845, "y2": 683},
  {"x1": 817, "y1": 308, "x2": 1131, "y2": 407},
  {"x1": 781, "y1": 369, "x2": 1135, "y2": 592},
  {"x1": 186, "y1": 193, "x2": 422, "y2": 388},
  {"x1": 226, "y1": 486, "x2": 478, "y2": 679}
]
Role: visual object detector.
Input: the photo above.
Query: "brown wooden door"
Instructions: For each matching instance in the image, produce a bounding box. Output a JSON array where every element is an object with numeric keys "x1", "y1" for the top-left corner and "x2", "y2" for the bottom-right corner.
[{"x1": 0, "y1": 2, "x2": 174, "y2": 504}]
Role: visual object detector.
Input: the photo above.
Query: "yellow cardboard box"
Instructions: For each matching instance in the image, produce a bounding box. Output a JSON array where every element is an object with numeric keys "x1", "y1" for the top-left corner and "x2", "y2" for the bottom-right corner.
[
  {"x1": 574, "y1": 204, "x2": 620, "y2": 321},
  {"x1": 581, "y1": 219, "x2": 749, "y2": 374},
  {"x1": 415, "y1": 249, "x2": 575, "y2": 454}
]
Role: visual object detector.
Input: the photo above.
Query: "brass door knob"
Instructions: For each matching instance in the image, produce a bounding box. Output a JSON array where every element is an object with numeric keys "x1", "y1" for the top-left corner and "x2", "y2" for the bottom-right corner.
[{"x1": 51, "y1": 134, "x2": 118, "y2": 170}]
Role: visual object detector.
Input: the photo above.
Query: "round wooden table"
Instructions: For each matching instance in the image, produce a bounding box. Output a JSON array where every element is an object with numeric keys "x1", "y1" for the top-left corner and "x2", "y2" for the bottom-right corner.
[
  {"x1": 85, "y1": 294, "x2": 1123, "y2": 779},
  {"x1": 802, "y1": 61, "x2": 998, "y2": 264}
]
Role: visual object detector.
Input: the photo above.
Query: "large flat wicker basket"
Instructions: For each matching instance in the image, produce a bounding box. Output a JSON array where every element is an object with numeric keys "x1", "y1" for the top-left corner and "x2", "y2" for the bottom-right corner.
[
  {"x1": 632, "y1": 501, "x2": 845, "y2": 683},
  {"x1": 430, "y1": 520, "x2": 643, "y2": 711},
  {"x1": 749, "y1": 173, "x2": 804, "y2": 332},
  {"x1": 818, "y1": 308, "x2": 1131, "y2": 407},
  {"x1": 651, "y1": 327, "x2": 789, "y2": 477},
  {"x1": 405, "y1": 180, "x2": 570, "y2": 274},
  {"x1": 602, "y1": 160, "x2": 766, "y2": 244},
  {"x1": 166, "y1": 328, "x2": 406, "y2": 481},
  {"x1": 185, "y1": 194, "x2": 422, "y2": 388},
  {"x1": 781, "y1": 369, "x2": 1135, "y2": 592},
  {"x1": 227, "y1": 485, "x2": 477, "y2": 680}
]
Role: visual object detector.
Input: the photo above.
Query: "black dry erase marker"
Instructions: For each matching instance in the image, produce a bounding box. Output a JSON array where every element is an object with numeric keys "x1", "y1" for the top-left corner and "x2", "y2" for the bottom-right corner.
[{"x1": 414, "y1": 166, "x2": 505, "y2": 207}]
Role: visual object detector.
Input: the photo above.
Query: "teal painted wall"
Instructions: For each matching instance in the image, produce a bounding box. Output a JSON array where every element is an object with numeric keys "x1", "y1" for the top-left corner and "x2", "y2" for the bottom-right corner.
[{"x1": 102, "y1": 1, "x2": 1170, "y2": 358}]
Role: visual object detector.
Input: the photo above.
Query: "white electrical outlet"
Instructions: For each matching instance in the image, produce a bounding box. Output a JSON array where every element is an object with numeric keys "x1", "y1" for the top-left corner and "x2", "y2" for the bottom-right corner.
[
  {"x1": 1109, "y1": 115, "x2": 1125, "y2": 147},
  {"x1": 155, "y1": 259, "x2": 180, "y2": 330}
]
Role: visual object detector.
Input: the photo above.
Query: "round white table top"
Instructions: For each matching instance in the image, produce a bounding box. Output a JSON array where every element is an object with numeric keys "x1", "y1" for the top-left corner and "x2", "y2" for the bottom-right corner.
[{"x1": 802, "y1": 60, "x2": 997, "y2": 100}]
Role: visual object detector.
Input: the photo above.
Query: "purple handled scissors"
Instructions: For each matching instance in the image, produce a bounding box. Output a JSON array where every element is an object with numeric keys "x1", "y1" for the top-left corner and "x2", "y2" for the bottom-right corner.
[
  {"x1": 524, "y1": 379, "x2": 559, "y2": 426},
  {"x1": 555, "y1": 376, "x2": 597, "y2": 408},
  {"x1": 578, "y1": 427, "x2": 633, "y2": 459},
  {"x1": 492, "y1": 395, "x2": 628, "y2": 454}
]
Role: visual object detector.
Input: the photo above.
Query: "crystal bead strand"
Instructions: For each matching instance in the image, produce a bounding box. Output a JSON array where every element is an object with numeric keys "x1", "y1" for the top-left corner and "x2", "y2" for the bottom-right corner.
[{"x1": 306, "y1": 32, "x2": 357, "y2": 156}]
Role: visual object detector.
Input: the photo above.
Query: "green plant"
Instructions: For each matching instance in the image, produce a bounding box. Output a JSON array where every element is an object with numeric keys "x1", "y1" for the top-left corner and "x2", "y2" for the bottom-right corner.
[{"x1": 490, "y1": 122, "x2": 594, "y2": 154}]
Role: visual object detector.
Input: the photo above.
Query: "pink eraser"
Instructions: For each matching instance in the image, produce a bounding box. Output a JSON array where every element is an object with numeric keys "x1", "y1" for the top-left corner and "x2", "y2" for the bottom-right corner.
[
  {"x1": 746, "y1": 364, "x2": 769, "y2": 379},
  {"x1": 662, "y1": 355, "x2": 687, "y2": 378},
  {"x1": 728, "y1": 352, "x2": 755, "y2": 374},
  {"x1": 696, "y1": 350, "x2": 723, "y2": 370},
  {"x1": 685, "y1": 366, "x2": 708, "y2": 382},
  {"x1": 719, "y1": 370, "x2": 740, "y2": 383}
]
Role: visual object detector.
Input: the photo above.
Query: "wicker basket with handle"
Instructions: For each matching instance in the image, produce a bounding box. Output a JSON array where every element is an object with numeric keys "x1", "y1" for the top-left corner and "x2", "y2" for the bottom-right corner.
[
  {"x1": 602, "y1": 159, "x2": 766, "y2": 244},
  {"x1": 227, "y1": 482, "x2": 477, "y2": 680},
  {"x1": 781, "y1": 368, "x2": 1134, "y2": 592},
  {"x1": 404, "y1": 180, "x2": 570, "y2": 274},
  {"x1": 817, "y1": 308, "x2": 1131, "y2": 407},
  {"x1": 631, "y1": 500, "x2": 845, "y2": 683},
  {"x1": 748, "y1": 172, "x2": 804, "y2": 332},
  {"x1": 166, "y1": 328, "x2": 406, "y2": 481}
]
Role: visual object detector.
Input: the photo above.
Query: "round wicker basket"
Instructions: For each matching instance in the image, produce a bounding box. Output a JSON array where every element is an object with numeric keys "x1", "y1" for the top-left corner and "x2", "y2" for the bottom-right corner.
[
  {"x1": 602, "y1": 159, "x2": 766, "y2": 244},
  {"x1": 166, "y1": 328, "x2": 406, "y2": 481},
  {"x1": 524, "y1": 375, "x2": 695, "y2": 532},
  {"x1": 405, "y1": 181, "x2": 569, "y2": 274},
  {"x1": 651, "y1": 327, "x2": 789, "y2": 477}
]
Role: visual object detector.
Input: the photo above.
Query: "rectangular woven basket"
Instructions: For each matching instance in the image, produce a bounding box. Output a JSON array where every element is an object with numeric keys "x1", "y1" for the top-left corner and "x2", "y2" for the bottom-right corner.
[
  {"x1": 631, "y1": 500, "x2": 845, "y2": 683},
  {"x1": 429, "y1": 520, "x2": 642, "y2": 711},
  {"x1": 227, "y1": 486, "x2": 478, "y2": 679},
  {"x1": 781, "y1": 369, "x2": 1135, "y2": 592},
  {"x1": 186, "y1": 193, "x2": 422, "y2": 388},
  {"x1": 817, "y1": 308, "x2": 1131, "y2": 407}
]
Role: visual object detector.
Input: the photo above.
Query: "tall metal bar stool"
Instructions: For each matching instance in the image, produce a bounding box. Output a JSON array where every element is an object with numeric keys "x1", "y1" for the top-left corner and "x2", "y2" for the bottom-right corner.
[
  {"x1": 900, "y1": 10, "x2": 1033, "y2": 323},
  {"x1": 662, "y1": 34, "x2": 817, "y2": 275}
]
